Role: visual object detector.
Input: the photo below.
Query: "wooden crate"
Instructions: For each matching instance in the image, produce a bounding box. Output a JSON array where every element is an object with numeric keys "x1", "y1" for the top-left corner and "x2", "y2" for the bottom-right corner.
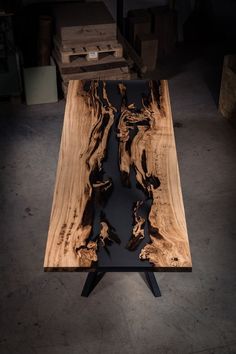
[
  {"x1": 136, "y1": 33, "x2": 158, "y2": 71},
  {"x1": 149, "y1": 6, "x2": 177, "y2": 58},
  {"x1": 126, "y1": 9, "x2": 151, "y2": 46},
  {"x1": 219, "y1": 55, "x2": 236, "y2": 125},
  {"x1": 53, "y1": 2, "x2": 116, "y2": 45}
]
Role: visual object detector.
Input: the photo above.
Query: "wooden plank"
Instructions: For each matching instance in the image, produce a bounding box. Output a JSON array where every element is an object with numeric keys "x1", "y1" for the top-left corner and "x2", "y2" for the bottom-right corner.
[
  {"x1": 53, "y1": 2, "x2": 116, "y2": 43},
  {"x1": 127, "y1": 16, "x2": 151, "y2": 46},
  {"x1": 53, "y1": 35, "x2": 119, "y2": 52},
  {"x1": 219, "y1": 55, "x2": 236, "y2": 125},
  {"x1": 61, "y1": 66, "x2": 129, "y2": 83},
  {"x1": 136, "y1": 33, "x2": 158, "y2": 71},
  {"x1": 61, "y1": 24, "x2": 116, "y2": 44},
  {"x1": 59, "y1": 37, "x2": 118, "y2": 49},
  {"x1": 44, "y1": 80, "x2": 191, "y2": 271},
  {"x1": 117, "y1": 30, "x2": 147, "y2": 74}
]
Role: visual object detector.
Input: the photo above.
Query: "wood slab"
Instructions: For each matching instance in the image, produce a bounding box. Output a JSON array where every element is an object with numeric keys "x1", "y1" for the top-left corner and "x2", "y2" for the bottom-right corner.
[
  {"x1": 53, "y1": 49, "x2": 129, "y2": 75},
  {"x1": 44, "y1": 80, "x2": 192, "y2": 271},
  {"x1": 53, "y1": 2, "x2": 116, "y2": 43},
  {"x1": 61, "y1": 65, "x2": 129, "y2": 83}
]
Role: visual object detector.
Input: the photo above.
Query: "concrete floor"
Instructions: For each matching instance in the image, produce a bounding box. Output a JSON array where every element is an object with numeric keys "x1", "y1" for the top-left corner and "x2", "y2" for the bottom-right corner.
[{"x1": 0, "y1": 44, "x2": 236, "y2": 354}]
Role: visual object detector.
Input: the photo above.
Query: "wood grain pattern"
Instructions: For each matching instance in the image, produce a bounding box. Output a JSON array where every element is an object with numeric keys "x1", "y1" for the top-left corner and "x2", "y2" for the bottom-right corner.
[
  {"x1": 44, "y1": 81, "x2": 115, "y2": 269},
  {"x1": 117, "y1": 81, "x2": 191, "y2": 268},
  {"x1": 44, "y1": 80, "x2": 192, "y2": 271}
]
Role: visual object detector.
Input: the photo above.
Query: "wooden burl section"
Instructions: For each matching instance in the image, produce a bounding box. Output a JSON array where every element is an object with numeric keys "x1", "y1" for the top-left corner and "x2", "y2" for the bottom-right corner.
[{"x1": 44, "y1": 80, "x2": 192, "y2": 271}]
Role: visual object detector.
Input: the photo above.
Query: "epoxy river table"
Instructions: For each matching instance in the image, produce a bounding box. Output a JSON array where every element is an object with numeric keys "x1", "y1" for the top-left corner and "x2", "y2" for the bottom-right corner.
[{"x1": 44, "y1": 80, "x2": 192, "y2": 297}]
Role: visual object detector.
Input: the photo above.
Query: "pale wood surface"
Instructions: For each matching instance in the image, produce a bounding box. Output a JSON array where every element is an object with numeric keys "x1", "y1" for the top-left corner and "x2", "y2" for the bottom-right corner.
[{"x1": 44, "y1": 80, "x2": 192, "y2": 271}]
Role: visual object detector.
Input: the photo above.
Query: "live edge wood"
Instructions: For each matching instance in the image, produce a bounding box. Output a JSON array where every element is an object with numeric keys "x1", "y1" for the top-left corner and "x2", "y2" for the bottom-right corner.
[{"x1": 44, "y1": 80, "x2": 192, "y2": 271}]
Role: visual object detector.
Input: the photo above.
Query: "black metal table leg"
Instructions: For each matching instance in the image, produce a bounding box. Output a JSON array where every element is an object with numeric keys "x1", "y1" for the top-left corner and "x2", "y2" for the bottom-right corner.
[
  {"x1": 144, "y1": 272, "x2": 161, "y2": 297},
  {"x1": 81, "y1": 271, "x2": 161, "y2": 297},
  {"x1": 81, "y1": 271, "x2": 106, "y2": 297}
]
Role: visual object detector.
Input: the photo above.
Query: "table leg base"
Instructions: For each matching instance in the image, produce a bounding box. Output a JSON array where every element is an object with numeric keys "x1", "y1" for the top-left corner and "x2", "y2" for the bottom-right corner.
[
  {"x1": 81, "y1": 271, "x2": 161, "y2": 298},
  {"x1": 81, "y1": 271, "x2": 106, "y2": 297},
  {"x1": 144, "y1": 272, "x2": 161, "y2": 297}
]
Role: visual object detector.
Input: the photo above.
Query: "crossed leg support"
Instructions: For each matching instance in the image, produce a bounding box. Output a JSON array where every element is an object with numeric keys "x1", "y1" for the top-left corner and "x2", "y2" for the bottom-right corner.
[{"x1": 81, "y1": 271, "x2": 161, "y2": 297}]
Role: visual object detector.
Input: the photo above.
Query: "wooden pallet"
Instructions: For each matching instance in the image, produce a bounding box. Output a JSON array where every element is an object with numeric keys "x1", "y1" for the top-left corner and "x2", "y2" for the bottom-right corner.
[
  {"x1": 61, "y1": 65, "x2": 130, "y2": 83},
  {"x1": 56, "y1": 36, "x2": 119, "y2": 52},
  {"x1": 54, "y1": 39, "x2": 123, "y2": 64},
  {"x1": 53, "y1": 47, "x2": 128, "y2": 74}
]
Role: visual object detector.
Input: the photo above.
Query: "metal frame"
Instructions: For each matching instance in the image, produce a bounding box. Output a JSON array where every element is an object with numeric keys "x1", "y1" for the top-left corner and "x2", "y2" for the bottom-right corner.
[{"x1": 81, "y1": 271, "x2": 161, "y2": 297}]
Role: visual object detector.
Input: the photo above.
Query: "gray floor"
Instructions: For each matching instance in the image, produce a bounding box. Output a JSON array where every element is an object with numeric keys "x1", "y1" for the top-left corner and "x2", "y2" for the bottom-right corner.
[{"x1": 0, "y1": 45, "x2": 236, "y2": 354}]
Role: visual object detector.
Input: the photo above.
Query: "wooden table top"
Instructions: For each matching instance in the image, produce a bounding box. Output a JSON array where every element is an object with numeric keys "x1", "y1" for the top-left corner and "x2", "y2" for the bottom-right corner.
[{"x1": 44, "y1": 80, "x2": 192, "y2": 272}]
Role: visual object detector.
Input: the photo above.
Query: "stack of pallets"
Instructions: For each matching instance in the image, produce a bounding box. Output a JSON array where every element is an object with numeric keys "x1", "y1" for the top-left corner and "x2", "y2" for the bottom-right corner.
[{"x1": 52, "y1": 2, "x2": 131, "y2": 96}]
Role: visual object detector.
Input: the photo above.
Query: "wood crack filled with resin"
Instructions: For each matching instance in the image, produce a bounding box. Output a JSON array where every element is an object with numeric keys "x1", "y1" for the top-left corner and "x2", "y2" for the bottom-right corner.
[{"x1": 74, "y1": 81, "x2": 118, "y2": 267}]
